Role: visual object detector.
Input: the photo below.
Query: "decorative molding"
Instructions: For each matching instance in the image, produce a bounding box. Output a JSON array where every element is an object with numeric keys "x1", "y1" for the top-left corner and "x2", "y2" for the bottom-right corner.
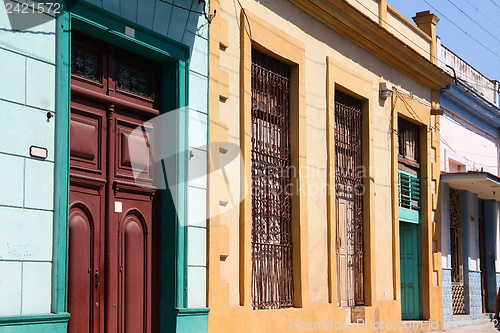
[
  {"x1": 175, "y1": 308, "x2": 211, "y2": 316},
  {"x1": 72, "y1": 85, "x2": 159, "y2": 116},
  {"x1": 69, "y1": 173, "x2": 107, "y2": 190},
  {"x1": 0, "y1": 313, "x2": 70, "y2": 326},
  {"x1": 113, "y1": 180, "x2": 156, "y2": 200},
  {"x1": 289, "y1": 0, "x2": 453, "y2": 90},
  {"x1": 442, "y1": 83, "x2": 500, "y2": 129},
  {"x1": 387, "y1": 4, "x2": 431, "y2": 42}
]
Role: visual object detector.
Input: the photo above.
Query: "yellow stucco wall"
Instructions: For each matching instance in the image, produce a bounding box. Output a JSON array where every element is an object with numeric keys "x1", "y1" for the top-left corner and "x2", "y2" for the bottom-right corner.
[{"x1": 208, "y1": 0, "x2": 451, "y2": 331}]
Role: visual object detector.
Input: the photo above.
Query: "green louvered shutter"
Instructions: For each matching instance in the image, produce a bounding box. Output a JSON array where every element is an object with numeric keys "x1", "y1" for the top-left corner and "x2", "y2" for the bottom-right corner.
[{"x1": 398, "y1": 170, "x2": 421, "y2": 224}]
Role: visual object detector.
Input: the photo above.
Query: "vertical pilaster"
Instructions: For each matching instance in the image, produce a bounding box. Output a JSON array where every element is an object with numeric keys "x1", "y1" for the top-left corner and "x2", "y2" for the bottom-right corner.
[
  {"x1": 413, "y1": 11, "x2": 440, "y2": 65},
  {"x1": 378, "y1": 0, "x2": 387, "y2": 28}
]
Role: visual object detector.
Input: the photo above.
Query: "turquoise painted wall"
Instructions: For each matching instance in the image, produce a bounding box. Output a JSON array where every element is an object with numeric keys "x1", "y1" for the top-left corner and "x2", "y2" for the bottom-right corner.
[{"x1": 0, "y1": 4, "x2": 57, "y2": 319}]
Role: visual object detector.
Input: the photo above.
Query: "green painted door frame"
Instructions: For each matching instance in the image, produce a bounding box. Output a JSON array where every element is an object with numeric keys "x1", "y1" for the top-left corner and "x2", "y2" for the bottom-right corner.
[{"x1": 400, "y1": 222, "x2": 422, "y2": 320}]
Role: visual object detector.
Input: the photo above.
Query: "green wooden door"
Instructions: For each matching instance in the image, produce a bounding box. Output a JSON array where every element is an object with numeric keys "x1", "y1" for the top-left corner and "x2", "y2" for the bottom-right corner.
[{"x1": 400, "y1": 222, "x2": 421, "y2": 320}]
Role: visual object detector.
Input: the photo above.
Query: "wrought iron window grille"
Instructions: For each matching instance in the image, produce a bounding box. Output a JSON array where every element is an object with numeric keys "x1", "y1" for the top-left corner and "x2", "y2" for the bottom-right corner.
[
  {"x1": 334, "y1": 90, "x2": 364, "y2": 306},
  {"x1": 251, "y1": 49, "x2": 294, "y2": 310}
]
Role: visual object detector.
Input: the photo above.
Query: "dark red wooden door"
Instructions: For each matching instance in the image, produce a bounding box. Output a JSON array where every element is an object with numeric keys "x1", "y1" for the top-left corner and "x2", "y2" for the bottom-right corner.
[
  {"x1": 68, "y1": 185, "x2": 103, "y2": 333},
  {"x1": 68, "y1": 34, "x2": 160, "y2": 333}
]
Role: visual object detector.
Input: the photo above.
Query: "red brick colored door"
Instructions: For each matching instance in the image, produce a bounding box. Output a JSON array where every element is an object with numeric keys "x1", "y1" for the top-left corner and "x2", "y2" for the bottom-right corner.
[
  {"x1": 68, "y1": 185, "x2": 103, "y2": 333},
  {"x1": 68, "y1": 33, "x2": 161, "y2": 333}
]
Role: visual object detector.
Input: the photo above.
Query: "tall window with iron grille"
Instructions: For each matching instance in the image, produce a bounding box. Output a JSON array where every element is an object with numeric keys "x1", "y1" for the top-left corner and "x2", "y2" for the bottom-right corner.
[
  {"x1": 334, "y1": 90, "x2": 364, "y2": 307},
  {"x1": 250, "y1": 49, "x2": 294, "y2": 310}
]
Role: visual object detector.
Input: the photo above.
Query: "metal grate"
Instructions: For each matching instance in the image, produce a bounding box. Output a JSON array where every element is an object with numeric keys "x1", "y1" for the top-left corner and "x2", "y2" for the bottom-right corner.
[
  {"x1": 251, "y1": 49, "x2": 293, "y2": 310},
  {"x1": 335, "y1": 90, "x2": 364, "y2": 306},
  {"x1": 452, "y1": 284, "x2": 466, "y2": 315},
  {"x1": 450, "y1": 188, "x2": 465, "y2": 314}
]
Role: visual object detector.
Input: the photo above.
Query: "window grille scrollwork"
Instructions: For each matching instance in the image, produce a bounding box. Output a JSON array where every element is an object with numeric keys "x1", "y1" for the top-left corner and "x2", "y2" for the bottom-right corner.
[
  {"x1": 117, "y1": 61, "x2": 152, "y2": 98},
  {"x1": 71, "y1": 45, "x2": 101, "y2": 82}
]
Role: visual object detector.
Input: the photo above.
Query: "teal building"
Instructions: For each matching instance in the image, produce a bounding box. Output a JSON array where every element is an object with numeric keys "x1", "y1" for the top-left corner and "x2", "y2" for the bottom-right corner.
[{"x1": 0, "y1": 1, "x2": 209, "y2": 332}]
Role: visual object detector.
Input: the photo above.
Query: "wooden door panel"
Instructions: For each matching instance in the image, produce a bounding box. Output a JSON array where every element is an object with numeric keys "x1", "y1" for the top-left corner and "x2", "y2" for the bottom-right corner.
[
  {"x1": 400, "y1": 223, "x2": 421, "y2": 320},
  {"x1": 70, "y1": 101, "x2": 106, "y2": 177},
  {"x1": 68, "y1": 187, "x2": 103, "y2": 333},
  {"x1": 117, "y1": 198, "x2": 153, "y2": 333},
  {"x1": 346, "y1": 201, "x2": 355, "y2": 307},
  {"x1": 114, "y1": 115, "x2": 154, "y2": 184},
  {"x1": 347, "y1": 253, "x2": 355, "y2": 306},
  {"x1": 406, "y1": 288, "x2": 415, "y2": 314},
  {"x1": 68, "y1": 206, "x2": 93, "y2": 333},
  {"x1": 337, "y1": 199, "x2": 347, "y2": 307},
  {"x1": 123, "y1": 216, "x2": 146, "y2": 333},
  {"x1": 337, "y1": 197, "x2": 356, "y2": 307}
]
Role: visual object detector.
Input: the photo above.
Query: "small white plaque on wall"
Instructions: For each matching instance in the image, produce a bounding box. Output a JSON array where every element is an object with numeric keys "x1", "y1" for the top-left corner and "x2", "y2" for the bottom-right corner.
[
  {"x1": 30, "y1": 146, "x2": 48, "y2": 159},
  {"x1": 115, "y1": 201, "x2": 123, "y2": 213}
]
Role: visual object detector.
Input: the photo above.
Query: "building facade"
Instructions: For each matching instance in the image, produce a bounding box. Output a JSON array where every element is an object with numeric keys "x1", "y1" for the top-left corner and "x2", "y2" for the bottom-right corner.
[
  {"x1": 208, "y1": 0, "x2": 452, "y2": 332},
  {"x1": 438, "y1": 44, "x2": 500, "y2": 329},
  {"x1": 0, "y1": 1, "x2": 64, "y2": 331},
  {"x1": 0, "y1": 1, "x2": 209, "y2": 332}
]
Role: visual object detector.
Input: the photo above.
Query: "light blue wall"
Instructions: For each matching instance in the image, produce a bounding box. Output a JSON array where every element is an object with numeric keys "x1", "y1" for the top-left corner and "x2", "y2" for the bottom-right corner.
[
  {"x1": 0, "y1": 5, "x2": 56, "y2": 317},
  {"x1": 80, "y1": 0, "x2": 209, "y2": 310}
]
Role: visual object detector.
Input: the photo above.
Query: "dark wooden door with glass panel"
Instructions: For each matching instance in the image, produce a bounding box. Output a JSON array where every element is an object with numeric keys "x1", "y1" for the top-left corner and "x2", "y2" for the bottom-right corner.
[{"x1": 68, "y1": 33, "x2": 161, "y2": 333}]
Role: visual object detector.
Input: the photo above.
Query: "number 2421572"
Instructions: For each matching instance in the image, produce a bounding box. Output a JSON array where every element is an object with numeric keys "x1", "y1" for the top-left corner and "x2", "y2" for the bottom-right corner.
[{"x1": 5, "y1": 2, "x2": 61, "y2": 14}]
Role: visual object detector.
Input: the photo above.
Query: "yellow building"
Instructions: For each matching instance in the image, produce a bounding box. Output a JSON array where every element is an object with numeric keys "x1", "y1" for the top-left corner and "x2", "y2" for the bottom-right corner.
[{"x1": 208, "y1": 0, "x2": 453, "y2": 331}]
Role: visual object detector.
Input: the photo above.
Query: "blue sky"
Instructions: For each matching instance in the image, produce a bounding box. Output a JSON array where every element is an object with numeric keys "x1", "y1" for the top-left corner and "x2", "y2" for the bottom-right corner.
[{"x1": 390, "y1": 0, "x2": 500, "y2": 82}]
